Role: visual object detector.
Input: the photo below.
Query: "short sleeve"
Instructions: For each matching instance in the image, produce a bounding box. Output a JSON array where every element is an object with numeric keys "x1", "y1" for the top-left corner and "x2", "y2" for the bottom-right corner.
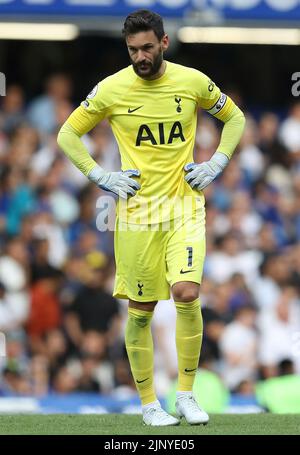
[
  {"x1": 67, "y1": 77, "x2": 115, "y2": 134},
  {"x1": 80, "y1": 76, "x2": 114, "y2": 118},
  {"x1": 192, "y1": 70, "x2": 221, "y2": 110},
  {"x1": 192, "y1": 70, "x2": 235, "y2": 121}
]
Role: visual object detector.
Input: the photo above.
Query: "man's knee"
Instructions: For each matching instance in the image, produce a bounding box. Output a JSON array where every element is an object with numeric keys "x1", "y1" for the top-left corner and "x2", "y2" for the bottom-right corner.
[{"x1": 172, "y1": 282, "x2": 200, "y2": 302}]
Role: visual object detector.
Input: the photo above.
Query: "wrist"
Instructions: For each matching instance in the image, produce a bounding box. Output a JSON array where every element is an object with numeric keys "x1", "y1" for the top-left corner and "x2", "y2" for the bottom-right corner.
[
  {"x1": 210, "y1": 151, "x2": 229, "y2": 174},
  {"x1": 88, "y1": 165, "x2": 105, "y2": 184}
]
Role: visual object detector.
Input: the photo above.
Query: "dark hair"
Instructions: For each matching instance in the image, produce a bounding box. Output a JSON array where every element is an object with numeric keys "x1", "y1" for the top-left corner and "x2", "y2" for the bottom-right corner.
[
  {"x1": 278, "y1": 358, "x2": 294, "y2": 376},
  {"x1": 122, "y1": 10, "x2": 165, "y2": 41}
]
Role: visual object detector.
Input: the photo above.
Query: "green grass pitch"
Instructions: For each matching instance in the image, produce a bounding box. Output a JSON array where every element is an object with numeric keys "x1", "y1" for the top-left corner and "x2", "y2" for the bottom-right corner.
[{"x1": 0, "y1": 414, "x2": 299, "y2": 435}]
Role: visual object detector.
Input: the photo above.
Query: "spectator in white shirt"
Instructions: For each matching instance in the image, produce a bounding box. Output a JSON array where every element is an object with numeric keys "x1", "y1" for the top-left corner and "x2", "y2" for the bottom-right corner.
[
  {"x1": 220, "y1": 305, "x2": 258, "y2": 391},
  {"x1": 258, "y1": 285, "x2": 300, "y2": 374}
]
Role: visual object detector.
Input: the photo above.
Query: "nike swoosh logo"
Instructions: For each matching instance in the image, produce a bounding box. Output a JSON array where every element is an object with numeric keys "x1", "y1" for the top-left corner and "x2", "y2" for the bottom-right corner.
[
  {"x1": 180, "y1": 269, "x2": 195, "y2": 274},
  {"x1": 128, "y1": 106, "x2": 143, "y2": 113},
  {"x1": 137, "y1": 378, "x2": 149, "y2": 384},
  {"x1": 184, "y1": 368, "x2": 197, "y2": 373}
]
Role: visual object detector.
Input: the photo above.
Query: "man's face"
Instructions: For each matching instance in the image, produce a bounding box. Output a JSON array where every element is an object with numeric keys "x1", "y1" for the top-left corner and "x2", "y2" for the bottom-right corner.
[{"x1": 126, "y1": 30, "x2": 169, "y2": 79}]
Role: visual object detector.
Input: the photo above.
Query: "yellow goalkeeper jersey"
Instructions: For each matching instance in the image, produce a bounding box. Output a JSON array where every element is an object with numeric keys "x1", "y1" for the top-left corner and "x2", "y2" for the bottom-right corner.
[{"x1": 68, "y1": 61, "x2": 235, "y2": 224}]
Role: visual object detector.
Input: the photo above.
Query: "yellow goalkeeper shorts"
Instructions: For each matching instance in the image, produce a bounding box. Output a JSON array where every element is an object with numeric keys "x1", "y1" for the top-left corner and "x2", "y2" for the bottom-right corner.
[{"x1": 113, "y1": 209, "x2": 206, "y2": 302}]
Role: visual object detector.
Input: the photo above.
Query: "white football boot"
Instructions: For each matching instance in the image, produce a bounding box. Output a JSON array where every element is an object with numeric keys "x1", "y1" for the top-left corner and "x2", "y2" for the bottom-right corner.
[
  {"x1": 143, "y1": 401, "x2": 180, "y2": 426},
  {"x1": 175, "y1": 394, "x2": 209, "y2": 425}
]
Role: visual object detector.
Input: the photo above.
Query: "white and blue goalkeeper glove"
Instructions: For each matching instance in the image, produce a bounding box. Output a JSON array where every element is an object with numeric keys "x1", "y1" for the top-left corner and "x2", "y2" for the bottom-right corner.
[
  {"x1": 88, "y1": 165, "x2": 141, "y2": 198},
  {"x1": 184, "y1": 151, "x2": 229, "y2": 191}
]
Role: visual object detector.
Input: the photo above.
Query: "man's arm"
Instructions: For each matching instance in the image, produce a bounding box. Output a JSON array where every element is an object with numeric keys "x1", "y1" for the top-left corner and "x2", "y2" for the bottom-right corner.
[
  {"x1": 185, "y1": 74, "x2": 246, "y2": 191},
  {"x1": 210, "y1": 99, "x2": 246, "y2": 161},
  {"x1": 57, "y1": 106, "x2": 141, "y2": 198},
  {"x1": 57, "y1": 106, "x2": 100, "y2": 176}
]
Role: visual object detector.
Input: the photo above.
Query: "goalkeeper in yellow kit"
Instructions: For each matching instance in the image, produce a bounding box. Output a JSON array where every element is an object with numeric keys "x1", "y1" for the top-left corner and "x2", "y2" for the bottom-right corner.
[{"x1": 58, "y1": 9, "x2": 245, "y2": 426}]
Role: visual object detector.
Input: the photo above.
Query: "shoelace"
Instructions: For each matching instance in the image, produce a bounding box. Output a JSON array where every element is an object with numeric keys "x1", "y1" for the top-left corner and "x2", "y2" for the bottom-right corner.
[
  {"x1": 146, "y1": 406, "x2": 173, "y2": 423},
  {"x1": 182, "y1": 396, "x2": 203, "y2": 413}
]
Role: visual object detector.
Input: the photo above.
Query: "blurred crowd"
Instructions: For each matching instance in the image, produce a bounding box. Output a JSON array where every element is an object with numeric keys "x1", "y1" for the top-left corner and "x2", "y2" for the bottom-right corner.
[{"x1": 1, "y1": 72, "x2": 300, "y2": 407}]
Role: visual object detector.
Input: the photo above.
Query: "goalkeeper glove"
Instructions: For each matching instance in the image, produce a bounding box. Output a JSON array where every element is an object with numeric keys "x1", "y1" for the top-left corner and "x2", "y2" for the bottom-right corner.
[
  {"x1": 184, "y1": 151, "x2": 229, "y2": 191},
  {"x1": 88, "y1": 165, "x2": 141, "y2": 198}
]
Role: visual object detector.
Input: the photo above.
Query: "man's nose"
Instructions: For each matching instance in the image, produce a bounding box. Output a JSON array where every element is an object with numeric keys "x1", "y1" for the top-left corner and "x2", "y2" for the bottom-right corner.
[{"x1": 136, "y1": 50, "x2": 146, "y2": 62}]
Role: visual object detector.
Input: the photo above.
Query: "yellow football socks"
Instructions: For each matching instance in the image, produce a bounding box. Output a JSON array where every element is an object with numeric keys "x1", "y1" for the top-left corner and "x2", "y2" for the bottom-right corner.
[
  {"x1": 175, "y1": 298, "x2": 203, "y2": 391},
  {"x1": 125, "y1": 307, "x2": 156, "y2": 405}
]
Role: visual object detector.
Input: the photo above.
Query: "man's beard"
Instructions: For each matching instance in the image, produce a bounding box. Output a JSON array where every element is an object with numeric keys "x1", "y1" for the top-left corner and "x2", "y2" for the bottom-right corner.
[{"x1": 131, "y1": 51, "x2": 163, "y2": 79}]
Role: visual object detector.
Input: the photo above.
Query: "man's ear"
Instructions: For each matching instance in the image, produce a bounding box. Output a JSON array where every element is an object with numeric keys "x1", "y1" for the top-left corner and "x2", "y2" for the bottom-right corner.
[{"x1": 161, "y1": 34, "x2": 169, "y2": 51}]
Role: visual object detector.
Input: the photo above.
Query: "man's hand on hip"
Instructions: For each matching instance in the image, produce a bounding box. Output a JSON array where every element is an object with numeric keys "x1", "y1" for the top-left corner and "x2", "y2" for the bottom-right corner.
[
  {"x1": 88, "y1": 166, "x2": 141, "y2": 198},
  {"x1": 184, "y1": 151, "x2": 229, "y2": 192}
]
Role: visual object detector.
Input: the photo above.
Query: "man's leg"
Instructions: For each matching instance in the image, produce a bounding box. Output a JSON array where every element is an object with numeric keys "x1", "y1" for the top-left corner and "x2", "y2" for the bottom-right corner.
[
  {"x1": 172, "y1": 281, "x2": 209, "y2": 425},
  {"x1": 114, "y1": 219, "x2": 178, "y2": 425},
  {"x1": 172, "y1": 282, "x2": 202, "y2": 391},
  {"x1": 125, "y1": 300, "x2": 157, "y2": 406},
  {"x1": 125, "y1": 299, "x2": 180, "y2": 426}
]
